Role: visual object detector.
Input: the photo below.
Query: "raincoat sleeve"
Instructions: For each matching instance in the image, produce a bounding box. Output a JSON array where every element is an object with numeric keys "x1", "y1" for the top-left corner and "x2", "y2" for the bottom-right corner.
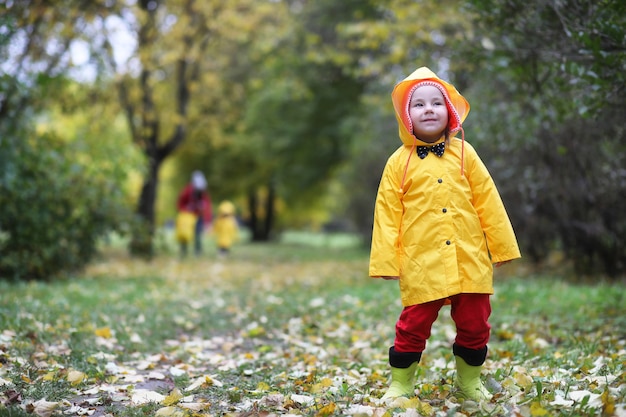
[
  {"x1": 466, "y1": 147, "x2": 521, "y2": 263},
  {"x1": 369, "y1": 154, "x2": 404, "y2": 277}
]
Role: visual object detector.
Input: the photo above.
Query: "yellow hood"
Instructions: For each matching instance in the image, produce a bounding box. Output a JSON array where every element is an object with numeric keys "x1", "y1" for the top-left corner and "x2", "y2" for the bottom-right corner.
[
  {"x1": 391, "y1": 67, "x2": 470, "y2": 146},
  {"x1": 217, "y1": 201, "x2": 236, "y2": 216}
]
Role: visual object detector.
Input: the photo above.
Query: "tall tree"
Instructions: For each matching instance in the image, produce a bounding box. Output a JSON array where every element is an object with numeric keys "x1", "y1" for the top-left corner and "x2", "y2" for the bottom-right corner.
[
  {"x1": 159, "y1": 0, "x2": 293, "y2": 240},
  {"x1": 97, "y1": 0, "x2": 220, "y2": 255}
]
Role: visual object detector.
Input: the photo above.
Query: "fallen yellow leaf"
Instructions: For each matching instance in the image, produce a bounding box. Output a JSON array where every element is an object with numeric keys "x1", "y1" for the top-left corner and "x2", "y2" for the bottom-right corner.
[
  {"x1": 95, "y1": 327, "x2": 112, "y2": 338},
  {"x1": 310, "y1": 382, "x2": 328, "y2": 394},
  {"x1": 256, "y1": 381, "x2": 271, "y2": 391},
  {"x1": 416, "y1": 399, "x2": 434, "y2": 416},
  {"x1": 602, "y1": 388, "x2": 616, "y2": 416},
  {"x1": 67, "y1": 369, "x2": 86, "y2": 385},
  {"x1": 530, "y1": 401, "x2": 549, "y2": 416},
  {"x1": 162, "y1": 388, "x2": 184, "y2": 406},
  {"x1": 513, "y1": 370, "x2": 534, "y2": 391},
  {"x1": 316, "y1": 402, "x2": 336, "y2": 416},
  {"x1": 247, "y1": 326, "x2": 265, "y2": 337},
  {"x1": 42, "y1": 371, "x2": 57, "y2": 382},
  {"x1": 319, "y1": 377, "x2": 333, "y2": 387},
  {"x1": 404, "y1": 398, "x2": 423, "y2": 409}
]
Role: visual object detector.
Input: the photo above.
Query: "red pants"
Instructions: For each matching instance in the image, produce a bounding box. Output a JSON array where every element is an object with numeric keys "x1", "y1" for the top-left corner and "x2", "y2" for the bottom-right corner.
[{"x1": 394, "y1": 293, "x2": 491, "y2": 353}]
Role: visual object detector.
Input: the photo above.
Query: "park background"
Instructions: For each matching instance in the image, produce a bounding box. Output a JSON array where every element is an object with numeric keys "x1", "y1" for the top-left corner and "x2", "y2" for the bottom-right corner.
[{"x1": 1, "y1": 1, "x2": 625, "y2": 416}]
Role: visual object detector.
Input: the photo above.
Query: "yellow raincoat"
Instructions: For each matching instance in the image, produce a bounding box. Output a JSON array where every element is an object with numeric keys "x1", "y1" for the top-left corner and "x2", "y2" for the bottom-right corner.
[
  {"x1": 213, "y1": 201, "x2": 239, "y2": 249},
  {"x1": 369, "y1": 67, "x2": 521, "y2": 307}
]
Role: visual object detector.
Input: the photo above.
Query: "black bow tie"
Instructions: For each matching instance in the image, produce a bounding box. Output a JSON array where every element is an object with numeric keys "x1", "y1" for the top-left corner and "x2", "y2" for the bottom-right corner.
[{"x1": 416, "y1": 142, "x2": 445, "y2": 159}]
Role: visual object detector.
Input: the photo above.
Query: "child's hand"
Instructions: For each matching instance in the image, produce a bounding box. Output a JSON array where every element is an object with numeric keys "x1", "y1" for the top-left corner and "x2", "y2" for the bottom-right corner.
[
  {"x1": 494, "y1": 261, "x2": 511, "y2": 268},
  {"x1": 381, "y1": 276, "x2": 400, "y2": 280}
]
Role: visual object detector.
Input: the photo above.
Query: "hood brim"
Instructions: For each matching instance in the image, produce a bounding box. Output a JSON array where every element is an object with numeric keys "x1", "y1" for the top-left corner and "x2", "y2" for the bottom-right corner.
[{"x1": 392, "y1": 67, "x2": 470, "y2": 146}]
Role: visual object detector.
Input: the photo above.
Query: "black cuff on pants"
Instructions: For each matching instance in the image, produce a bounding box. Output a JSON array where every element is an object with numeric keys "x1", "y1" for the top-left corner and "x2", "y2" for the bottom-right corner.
[
  {"x1": 389, "y1": 346, "x2": 422, "y2": 368},
  {"x1": 453, "y1": 343, "x2": 488, "y2": 366}
]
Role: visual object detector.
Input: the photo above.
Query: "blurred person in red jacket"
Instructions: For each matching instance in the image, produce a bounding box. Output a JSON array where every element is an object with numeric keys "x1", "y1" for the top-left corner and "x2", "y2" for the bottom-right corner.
[{"x1": 176, "y1": 170, "x2": 212, "y2": 257}]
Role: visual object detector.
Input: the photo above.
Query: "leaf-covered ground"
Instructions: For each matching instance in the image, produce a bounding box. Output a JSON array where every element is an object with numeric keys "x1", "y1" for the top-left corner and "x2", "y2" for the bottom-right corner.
[{"x1": 0, "y1": 242, "x2": 625, "y2": 416}]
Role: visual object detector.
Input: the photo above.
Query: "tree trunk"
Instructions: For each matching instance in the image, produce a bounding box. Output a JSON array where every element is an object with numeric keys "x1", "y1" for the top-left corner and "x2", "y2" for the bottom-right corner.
[
  {"x1": 247, "y1": 183, "x2": 275, "y2": 242},
  {"x1": 121, "y1": 0, "x2": 203, "y2": 257},
  {"x1": 247, "y1": 189, "x2": 260, "y2": 241},
  {"x1": 130, "y1": 153, "x2": 161, "y2": 257},
  {"x1": 263, "y1": 181, "x2": 275, "y2": 240}
]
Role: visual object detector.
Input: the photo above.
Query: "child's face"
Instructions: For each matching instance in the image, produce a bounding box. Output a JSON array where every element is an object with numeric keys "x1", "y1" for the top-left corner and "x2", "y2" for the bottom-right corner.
[{"x1": 409, "y1": 85, "x2": 449, "y2": 143}]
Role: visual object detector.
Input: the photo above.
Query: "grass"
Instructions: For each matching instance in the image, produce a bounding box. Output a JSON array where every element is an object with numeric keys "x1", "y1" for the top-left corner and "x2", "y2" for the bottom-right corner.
[{"x1": 0, "y1": 232, "x2": 625, "y2": 416}]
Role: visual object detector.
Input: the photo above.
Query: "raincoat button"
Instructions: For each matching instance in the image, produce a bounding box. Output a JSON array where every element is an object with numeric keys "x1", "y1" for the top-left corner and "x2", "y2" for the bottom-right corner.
[
  {"x1": 438, "y1": 178, "x2": 443, "y2": 183},
  {"x1": 446, "y1": 240, "x2": 451, "y2": 245},
  {"x1": 442, "y1": 208, "x2": 447, "y2": 213}
]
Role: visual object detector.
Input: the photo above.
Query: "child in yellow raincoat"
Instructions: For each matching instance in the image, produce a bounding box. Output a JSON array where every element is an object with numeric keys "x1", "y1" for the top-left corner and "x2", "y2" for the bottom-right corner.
[
  {"x1": 212, "y1": 200, "x2": 239, "y2": 256},
  {"x1": 369, "y1": 67, "x2": 521, "y2": 402}
]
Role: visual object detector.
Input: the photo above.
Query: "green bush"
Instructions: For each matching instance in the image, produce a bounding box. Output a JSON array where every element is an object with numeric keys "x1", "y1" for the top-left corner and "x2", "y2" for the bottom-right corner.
[{"x1": 0, "y1": 132, "x2": 133, "y2": 281}]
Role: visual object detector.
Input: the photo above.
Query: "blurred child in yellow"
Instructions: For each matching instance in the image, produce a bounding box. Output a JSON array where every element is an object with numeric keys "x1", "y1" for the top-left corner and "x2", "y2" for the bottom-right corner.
[{"x1": 213, "y1": 200, "x2": 239, "y2": 256}]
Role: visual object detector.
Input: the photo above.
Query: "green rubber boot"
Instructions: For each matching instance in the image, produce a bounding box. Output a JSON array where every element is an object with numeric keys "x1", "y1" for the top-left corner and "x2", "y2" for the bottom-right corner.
[
  {"x1": 454, "y1": 356, "x2": 492, "y2": 401},
  {"x1": 381, "y1": 362, "x2": 418, "y2": 400}
]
